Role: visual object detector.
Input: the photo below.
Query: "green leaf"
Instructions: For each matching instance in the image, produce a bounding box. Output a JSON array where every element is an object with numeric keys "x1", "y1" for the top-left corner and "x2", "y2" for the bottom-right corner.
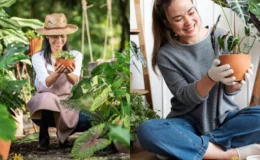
[
  {"x1": 112, "y1": 78, "x2": 124, "y2": 90},
  {"x1": 227, "y1": 36, "x2": 240, "y2": 52},
  {"x1": 71, "y1": 123, "x2": 111, "y2": 159},
  {"x1": 218, "y1": 36, "x2": 225, "y2": 50},
  {"x1": 10, "y1": 17, "x2": 44, "y2": 29},
  {"x1": 90, "y1": 85, "x2": 111, "y2": 111},
  {"x1": 0, "y1": 9, "x2": 9, "y2": 18},
  {"x1": 70, "y1": 78, "x2": 91, "y2": 99},
  {"x1": 0, "y1": 103, "x2": 16, "y2": 141},
  {"x1": 109, "y1": 125, "x2": 130, "y2": 148},
  {"x1": 0, "y1": 0, "x2": 16, "y2": 8},
  {"x1": 249, "y1": 0, "x2": 260, "y2": 21},
  {"x1": 0, "y1": 43, "x2": 29, "y2": 70},
  {"x1": 244, "y1": 26, "x2": 250, "y2": 36},
  {"x1": 227, "y1": 0, "x2": 250, "y2": 25},
  {"x1": 0, "y1": 17, "x2": 20, "y2": 30},
  {"x1": 1, "y1": 29, "x2": 29, "y2": 45}
]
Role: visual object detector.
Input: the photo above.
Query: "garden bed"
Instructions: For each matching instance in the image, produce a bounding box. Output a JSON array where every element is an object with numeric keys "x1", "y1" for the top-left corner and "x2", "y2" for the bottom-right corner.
[{"x1": 9, "y1": 136, "x2": 130, "y2": 160}]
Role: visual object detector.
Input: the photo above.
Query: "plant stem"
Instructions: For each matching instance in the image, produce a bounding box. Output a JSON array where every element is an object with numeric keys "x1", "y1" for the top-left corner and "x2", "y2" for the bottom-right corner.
[
  {"x1": 220, "y1": 3, "x2": 234, "y2": 36},
  {"x1": 246, "y1": 35, "x2": 257, "y2": 54}
]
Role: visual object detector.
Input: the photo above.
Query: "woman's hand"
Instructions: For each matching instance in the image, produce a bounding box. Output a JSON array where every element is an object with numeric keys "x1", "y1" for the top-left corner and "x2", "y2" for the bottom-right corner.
[
  {"x1": 225, "y1": 63, "x2": 254, "y2": 92},
  {"x1": 64, "y1": 63, "x2": 75, "y2": 74},
  {"x1": 54, "y1": 63, "x2": 66, "y2": 74}
]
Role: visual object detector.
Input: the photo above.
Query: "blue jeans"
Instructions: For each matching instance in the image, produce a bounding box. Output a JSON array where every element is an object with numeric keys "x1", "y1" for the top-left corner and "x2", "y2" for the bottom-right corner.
[{"x1": 137, "y1": 106, "x2": 260, "y2": 160}]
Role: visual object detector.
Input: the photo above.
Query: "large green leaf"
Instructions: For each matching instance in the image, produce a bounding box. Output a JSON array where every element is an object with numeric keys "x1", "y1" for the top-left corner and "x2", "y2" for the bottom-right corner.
[
  {"x1": 0, "y1": 18, "x2": 20, "y2": 30},
  {"x1": 10, "y1": 17, "x2": 44, "y2": 29},
  {"x1": 249, "y1": 0, "x2": 260, "y2": 21},
  {"x1": 1, "y1": 29, "x2": 29, "y2": 45},
  {"x1": 0, "y1": 43, "x2": 29, "y2": 70},
  {"x1": 0, "y1": 103, "x2": 16, "y2": 141},
  {"x1": 0, "y1": 77, "x2": 26, "y2": 93},
  {"x1": 71, "y1": 123, "x2": 111, "y2": 159},
  {"x1": 0, "y1": 0, "x2": 16, "y2": 8},
  {"x1": 0, "y1": 9, "x2": 8, "y2": 18},
  {"x1": 90, "y1": 85, "x2": 111, "y2": 111},
  {"x1": 109, "y1": 125, "x2": 130, "y2": 148},
  {"x1": 227, "y1": 0, "x2": 250, "y2": 24}
]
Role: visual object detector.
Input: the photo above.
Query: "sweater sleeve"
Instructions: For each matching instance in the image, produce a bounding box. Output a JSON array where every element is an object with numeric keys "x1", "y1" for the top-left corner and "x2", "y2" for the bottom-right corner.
[{"x1": 158, "y1": 61, "x2": 208, "y2": 108}]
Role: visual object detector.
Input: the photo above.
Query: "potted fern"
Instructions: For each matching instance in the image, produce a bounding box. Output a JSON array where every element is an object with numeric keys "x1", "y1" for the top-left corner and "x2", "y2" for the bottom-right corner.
[
  {"x1": 53, "y1": 51, "x2": 75, "y2": 67},
  {"x1": 211, "y1": 0, "x2": 260, "y2": 81}
]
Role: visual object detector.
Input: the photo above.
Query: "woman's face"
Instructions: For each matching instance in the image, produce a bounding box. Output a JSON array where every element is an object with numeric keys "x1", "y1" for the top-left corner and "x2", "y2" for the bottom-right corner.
[
  {"x1": 166, "y1": 0, "x2": 200, "y2": 42},
  {"x1": 46, "y1": 34, "x2": 67, "y2": 53}
]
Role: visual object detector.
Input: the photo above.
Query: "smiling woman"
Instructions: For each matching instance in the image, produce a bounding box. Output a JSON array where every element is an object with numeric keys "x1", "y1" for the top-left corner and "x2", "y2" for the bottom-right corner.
[
  {"x1": 27, "y1": 13, "x2": 92, "y2": 152},
  {"x1": 137, "y1": 0, "x2": 260, "y2": 159}
]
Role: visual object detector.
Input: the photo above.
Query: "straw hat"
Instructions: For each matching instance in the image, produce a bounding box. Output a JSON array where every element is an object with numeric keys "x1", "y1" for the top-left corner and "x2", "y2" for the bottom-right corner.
[{"x1": 36, "y1": 13, "x2": 78, "y2": 35}]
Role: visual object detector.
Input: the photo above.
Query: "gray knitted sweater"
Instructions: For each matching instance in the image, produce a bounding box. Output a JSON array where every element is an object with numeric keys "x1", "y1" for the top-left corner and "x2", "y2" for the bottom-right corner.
[{"x1": 157, "y1": 28, "x2": 240, "y2": 134}]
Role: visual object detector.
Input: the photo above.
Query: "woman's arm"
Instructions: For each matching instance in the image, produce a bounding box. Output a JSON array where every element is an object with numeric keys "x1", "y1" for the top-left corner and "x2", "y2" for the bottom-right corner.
[
  {"x1": 196, "y1": 74, "x2": 216, "y2": 98},
  {"x1": 64, "y1": 64, "x2": 78, "y2": 85},
  {"x1": 45, "y1": 64, "x2": 66, "y2": 87}
]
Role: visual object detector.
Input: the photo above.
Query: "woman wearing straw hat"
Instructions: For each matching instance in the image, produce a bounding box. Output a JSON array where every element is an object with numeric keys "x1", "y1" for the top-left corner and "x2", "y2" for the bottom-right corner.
[{"x1": 27, "y1": 13, "x2": 91, "y2": 151}]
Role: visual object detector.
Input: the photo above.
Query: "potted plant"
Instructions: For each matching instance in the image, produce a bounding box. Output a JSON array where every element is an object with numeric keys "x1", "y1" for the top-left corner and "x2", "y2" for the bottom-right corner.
[
  {"x1": 53, "y1": 51, "x2": 75, "y2": 67},
  {"x1": 211, "y1": 0, "x2": 260, "y2": 81},
  {"x1": 0, "y1": 43, "x2": 30, "y2": 160},
  {"x1": 130, "y1": 93, "x2": 159, "y2": 145},
  {"x1": 25, "y1": 30, "x2": 43, "y2": 56}
]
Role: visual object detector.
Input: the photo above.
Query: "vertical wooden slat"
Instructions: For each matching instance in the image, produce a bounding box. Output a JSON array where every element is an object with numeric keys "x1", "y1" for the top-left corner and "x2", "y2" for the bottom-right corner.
[{"x1": 133, "y1": 0, "x2": 153, "y2": 109}]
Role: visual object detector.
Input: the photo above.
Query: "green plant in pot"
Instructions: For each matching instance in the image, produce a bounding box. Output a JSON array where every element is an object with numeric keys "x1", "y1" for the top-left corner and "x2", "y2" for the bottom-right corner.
[
  {"x1": 0, "y1": 43, "x2": 30, "y2": 160},
  {"x1": 61, "y1": 48, "x2": 130, "y2": 158},
  {"x1": 211, "y1": 0, "x2": 260, "y2": 81},
  {"x1": 130, "y1": 93, "x2": 159, "y2": 144},
  {"x1": 25, "y1": 30, "x2": 43, "y2": 56},
  {"x1": 53, "y1": 51, "x2": 75, "y2": 67}
]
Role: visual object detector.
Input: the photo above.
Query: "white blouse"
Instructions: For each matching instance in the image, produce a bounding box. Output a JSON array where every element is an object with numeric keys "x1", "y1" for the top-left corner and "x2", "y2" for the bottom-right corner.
[{"x1": 32, "y1": 50, "x2": 83, "y2": 88}]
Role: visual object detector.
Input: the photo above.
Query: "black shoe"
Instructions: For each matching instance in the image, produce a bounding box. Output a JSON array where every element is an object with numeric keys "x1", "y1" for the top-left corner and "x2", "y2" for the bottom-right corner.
[
  {"x1": 37, "y1": 136, "x2": 49, "y2": 151},
  {"x1": 59, "y1": 140, "x2": 73, "y2": 148}
]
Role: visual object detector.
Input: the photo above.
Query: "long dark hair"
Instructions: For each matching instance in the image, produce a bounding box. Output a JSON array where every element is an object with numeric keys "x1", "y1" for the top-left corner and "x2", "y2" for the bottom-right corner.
[
  {"x1": 42, "y1": 36, "x2": 69, "y2": 65},
  {"x1": 151, "y1": 0, "x2": 194, "y2": 73}
]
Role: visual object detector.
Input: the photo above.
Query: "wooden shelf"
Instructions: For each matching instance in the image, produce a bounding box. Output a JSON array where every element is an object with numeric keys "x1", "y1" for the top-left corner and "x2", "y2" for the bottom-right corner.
[
  {"x1": 130, "y1": 29, "x2": 140, "y2": 35},
  {"x1": 131, "y1": 89, "x2": 149, "y2": 95}
]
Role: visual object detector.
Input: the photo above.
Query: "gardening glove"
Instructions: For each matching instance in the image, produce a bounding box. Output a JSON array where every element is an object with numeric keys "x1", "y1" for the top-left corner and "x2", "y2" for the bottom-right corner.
[
  {"x1": 236, "y1": 144, "x2": 260, "y2": 160},
  {"x1": 208, "y1": 59, "x2": 236, "y2": 85},
  {"x1": 238, "y1": 63, "x2": 254, "y2": 86}
]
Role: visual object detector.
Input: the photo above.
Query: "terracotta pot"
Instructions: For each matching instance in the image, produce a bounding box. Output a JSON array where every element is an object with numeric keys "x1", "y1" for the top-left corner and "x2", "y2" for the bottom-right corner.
[
  {"x1": 0, "y1": 139, "x2": 11, "y2": 160},
  {"x1": 55, "y1": 59, "x2": 75, "y2": 67},
  {"x1": 219, "y1": 54, "x2": 251, "y2": 81},
  {"x1": 29, "y1": 38, "x2": 43, "y2": 56}
]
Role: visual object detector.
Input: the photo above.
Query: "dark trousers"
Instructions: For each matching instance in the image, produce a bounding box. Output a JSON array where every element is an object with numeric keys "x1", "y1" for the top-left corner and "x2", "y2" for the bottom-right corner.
[{"x1": 33, "y1": 110, "x2": 92, "y2": 142}]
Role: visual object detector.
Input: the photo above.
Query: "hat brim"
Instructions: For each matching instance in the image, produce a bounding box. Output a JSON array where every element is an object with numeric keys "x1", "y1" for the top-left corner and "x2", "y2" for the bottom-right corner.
[{"x1": 35, "y1": 24, "x2": 78, "y2": 35}]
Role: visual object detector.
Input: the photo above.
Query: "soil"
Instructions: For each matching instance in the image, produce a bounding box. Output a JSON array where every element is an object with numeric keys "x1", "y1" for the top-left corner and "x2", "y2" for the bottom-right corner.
[{"x1": 9, "y1": 137, "x2": 130, "y2": 160}]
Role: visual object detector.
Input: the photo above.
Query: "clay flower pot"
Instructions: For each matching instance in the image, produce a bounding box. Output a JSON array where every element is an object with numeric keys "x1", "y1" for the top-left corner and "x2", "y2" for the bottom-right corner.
[
  {"x1": 0, "y1": 139, "x2": 11, "y2": 160},
  {"x1": 29, "y1": 38, "x2": 43, "y2": 56},
  {"x1": 219, "y1": 54, "x2": 251, "y2": 81},
  {"x1": 55, "y1": 58, "x2": 75, "y2": 67}
]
